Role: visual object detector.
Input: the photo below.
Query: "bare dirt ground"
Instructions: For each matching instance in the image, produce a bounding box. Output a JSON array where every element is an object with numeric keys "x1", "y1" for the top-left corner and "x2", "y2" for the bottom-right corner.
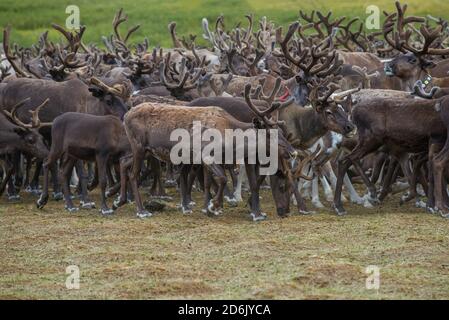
[{"x1": 1, "y1": 186, "x2": 448, "y2": 299}]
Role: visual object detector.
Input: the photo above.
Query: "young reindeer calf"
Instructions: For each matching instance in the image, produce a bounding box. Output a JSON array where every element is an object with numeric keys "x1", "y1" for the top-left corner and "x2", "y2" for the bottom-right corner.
[{"x1": 36, "y1": 113, "x2": 135, "y2": 216}]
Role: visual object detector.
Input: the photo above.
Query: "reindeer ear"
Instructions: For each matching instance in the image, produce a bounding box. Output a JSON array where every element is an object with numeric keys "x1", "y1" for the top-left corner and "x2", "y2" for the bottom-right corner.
[
  {"x1": 88, "y1": 86, "x2": 105, "y2": 98},
  {"x1": 422, "y1": 60, "x2": 436, "y2": 69},
  {"x1": 13, "y1": 127, "x2": 28, "y2": 137},
  {"x1": 252, "y1": 118, "x2": 264, "y2": 129},
  {"x1": 315, "y1": 104, "x2": 324, "y2": 113}
]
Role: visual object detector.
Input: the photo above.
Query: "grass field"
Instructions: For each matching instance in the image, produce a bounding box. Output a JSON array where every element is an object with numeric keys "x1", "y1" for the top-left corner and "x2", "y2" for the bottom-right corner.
[
  {"x1": 1, "y1": 186, "x2": 448, "y2": 299},
  {"x1": 1, "y1": 0, "x2": 449, "y2": 301},
  {"x1": 1, "y1": 0, "x2": 449, "y2": 48}
]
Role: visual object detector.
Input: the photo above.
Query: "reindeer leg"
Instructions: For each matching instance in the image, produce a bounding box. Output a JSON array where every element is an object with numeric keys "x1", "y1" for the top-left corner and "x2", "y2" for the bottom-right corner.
[
  {"x1": 50, "y1": 162, "x2": 63, "y2": 201},
  {"x1": 334, "y1": 137, "x2": 381, "y2": 215},
  {"x1": 233, "y1": 165, "x2": 245, "y2": 202},
  {"x1": 6, "y1": 153, "x2": 21, "y2": 200},
  {"x1": 352, "y1": 158, "x2": 380, "y2": 205},
  {"x1": 60, "y1": 156, "x2": 77, "y2": 213},
  {"x1": 223, "y1": 166, "x2": 238, "y2": 207},
  {"x1": 311, "y1": 175, "x2": 324, "y2": 208},
  {"x1": 87, "y1": 164, "x2": 99, "y2": 191},
  {"x1": 245, "y1": 164, "x2": 266, "y2": 221},
  {"x1": 95, "y1": 155, "x2": 113, "y2": 215},
  {"x1": 113, "y1": 155, "x2": 132, "y2": 210},
  {"x1": 269, "y1": 174, "x2": 290, "y2": 217},
  {"x1": 202, "y1": 166, "x2": 213, "y2": 214},
  {"x1": 204, "y1": 163, "x2": 226, "y2": 215},
  {"x1": 165, "y1": 162, "x2": 177, "y2": 187},
  {"x1": 129, "y1": 148, "x2": 151, "y2": 218},
  {"x1": 186, "y1": 165, "x2": 199, "y2": 206},
  {"x1": 320, "y1": 165, "x2": 334, "y2": 202},
  {"x1": 23, "y1": 155, "x2": 32, "y2": 193},
  {"x1": 29, "y1": 160, "x2": 43, "y2": 195},
  {"x1": 432, "y1": 138, "x2": 449, "y2": 217},
  {"x1": 0, "y1": 160, "x2": 14, "y2": 197},
  {"x1": 76, "y1": 161, "x2": 95, "y2": 210},
  {"x1": 149, "y1": 157, "x2": 169, "y2": 199},
  {"x1": 398, "y1": 154, "x2": 417, "y2": 205},
  {"x1": 427, "y1": 141, "x2": 443, "y2": 212},
  {"x1": 179, "y1": 164, "x2": 193, "y2": 214},
  {"x1": 37, "y1": 153, "x2": 57, "y2": 209}
]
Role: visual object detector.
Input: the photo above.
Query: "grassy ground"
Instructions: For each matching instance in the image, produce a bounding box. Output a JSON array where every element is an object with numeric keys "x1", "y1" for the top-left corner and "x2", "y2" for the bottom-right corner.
[
  {"x1": 1, "y1": 185, "x2": 448, "y2": 299},
  {"x1": 1, "y1": 0, "x2": 449, "y2": 47}
]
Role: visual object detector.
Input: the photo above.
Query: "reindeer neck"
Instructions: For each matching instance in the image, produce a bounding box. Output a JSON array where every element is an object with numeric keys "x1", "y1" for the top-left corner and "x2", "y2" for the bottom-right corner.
[
  {"x1": 279, "y1": 105, "x2": 328, "y2": 149},
  {"x1": 283, "y1": 76, "x2": 297, "y2": 92}
]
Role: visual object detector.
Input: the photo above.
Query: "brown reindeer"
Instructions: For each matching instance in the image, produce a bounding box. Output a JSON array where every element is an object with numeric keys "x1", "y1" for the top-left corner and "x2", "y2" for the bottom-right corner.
[
  {"x1": 36, "y1": 113, "x2": 133, "y2": 215},
  {"x1": 333, "y1": 93, "x2": 447, "y2": 216},
  {"x1": 124, "y1": 89, "x2": 297, "y2": 220},
  {"x1": 0, "y1": 99, "x2": 50, "y2": 196},
  {"x1": 383, "y1": 1, "x2": 449, "y2": 91}
]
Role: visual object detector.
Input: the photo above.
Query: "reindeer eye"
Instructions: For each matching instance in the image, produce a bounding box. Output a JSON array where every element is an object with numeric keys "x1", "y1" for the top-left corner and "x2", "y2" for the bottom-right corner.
[{"x1": 326, "y1": 110, "x2": 333, "y2": 115}]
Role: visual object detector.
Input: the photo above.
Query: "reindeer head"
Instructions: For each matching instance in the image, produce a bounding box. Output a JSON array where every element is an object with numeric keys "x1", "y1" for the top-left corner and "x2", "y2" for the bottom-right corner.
[
  {"x1": 1, "y1": 98, "x2": 51, "y2": 159},
  {"x1": 382, "y1": 1, "x2": 449, "y2": 87},
  {"x1": 88, "y1": 77, "x2": 131, "y2": 120},
  {"x1": 244, "y1": 79, "x2": 298, "y2": 161},
  {"x1": 159, "y1": 52, "x2": 205, "y2": 101},
  {"x1": 308, "y1": 77, "x2": 357, "y2": 136},
  {"x1": 278, "y1": 22, "x2": 343, "y2": 106}
]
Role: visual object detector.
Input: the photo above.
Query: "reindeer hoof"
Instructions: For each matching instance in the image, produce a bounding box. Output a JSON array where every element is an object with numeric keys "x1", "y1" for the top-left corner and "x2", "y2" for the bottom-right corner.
[
  {"x1": 7, "y1": 194, "x2": 21, "y2": 201},
  {"x1": 182, "y1": 207, "x2": 192, "y2": 214},
  {"x1": 311, "y1": 199, "x2": 325, "y2": 208},
  {"x1": 101, "y1": 208, "x2": 114, "y2": 216},
  {"x1": 440, "y1": 211, "x2": 449, "y2": 219},
  {"x1": 415, "y1": 199, "x2": 427, "y2": 209},
  {"x1": 25, "y1": 186, "x2": 40, "y2": 195},
  {"x1": 350, "y1": 197, "x2": 364, "y2": 205},
  {"x1": 224, "y1": 196, "x2": 238, "y2": 207},
  {"x1": 333, "y1": 205, "x2": 347, "y2": 216},
  {"x1": 113, "y1": 197, "x2": 122, "y2": 210},
  {"x1": 426, "y1": 206, "x2": 437, "y2": 214},
  {"x1": 36, "y1": 196, "x2": 48, "y2": 209},
  {"x1": 52, "y1": 192, "x2": 63, "y2": 201},
  {"x1": 164, "y1": 179, "x2": 177, "y2": 188},
  {"x1": 80, "y1": 201, "x2": 96, "y2": 210},
  {"x1": 368, "y1": 196, "x2": 380, "y2": 206},
  {"x1": 65, "y1": 206, "x2": 79, "y2": 213},
  {"x1": 136, "y1": 211, "x2": 152, "y2": 218},
  {"x1": 158, "y1": 195, "x2": 173, "y2": 201},
  {"x1": 250, "y1": 212, "x2": 267, "y2": 222},
  {"x1": 207, "y1": 200, "x2": 221, "y2": 215}
]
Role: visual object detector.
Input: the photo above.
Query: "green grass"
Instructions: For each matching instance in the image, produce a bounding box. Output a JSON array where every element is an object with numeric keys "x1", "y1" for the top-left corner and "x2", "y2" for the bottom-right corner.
[
  {"x1": 1, "y1": 0, "x2": 449, "y2": 48},
  {"x1": 1, "y1": 187, "x2": 449, "y2": 299}
]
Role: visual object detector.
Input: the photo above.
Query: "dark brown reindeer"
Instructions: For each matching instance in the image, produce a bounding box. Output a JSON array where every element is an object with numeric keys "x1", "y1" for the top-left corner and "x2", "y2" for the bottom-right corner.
[
  {"x1": 0, "y1": 76, "x2": 131, "y2": 198},
  {"x1": 36, "y1": 112, "x2": 134, "y2": 216},
  {"x1": 0, "y1": 99, "x2": 50, "y2": 196},
  {"x1": 332, "y1": 90, "x2": 448, "y2": 216}
]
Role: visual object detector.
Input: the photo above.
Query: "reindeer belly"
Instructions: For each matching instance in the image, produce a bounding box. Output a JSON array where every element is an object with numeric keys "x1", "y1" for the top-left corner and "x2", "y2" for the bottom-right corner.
[{"x1": 67, "y1": 146, "x2": 96, "y2": 161}]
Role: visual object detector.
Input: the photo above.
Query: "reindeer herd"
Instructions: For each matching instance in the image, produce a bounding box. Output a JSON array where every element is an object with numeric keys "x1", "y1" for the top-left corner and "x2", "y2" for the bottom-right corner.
[{"x1": 2, "y1": 1, "x2": 449, "y2": 221}]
